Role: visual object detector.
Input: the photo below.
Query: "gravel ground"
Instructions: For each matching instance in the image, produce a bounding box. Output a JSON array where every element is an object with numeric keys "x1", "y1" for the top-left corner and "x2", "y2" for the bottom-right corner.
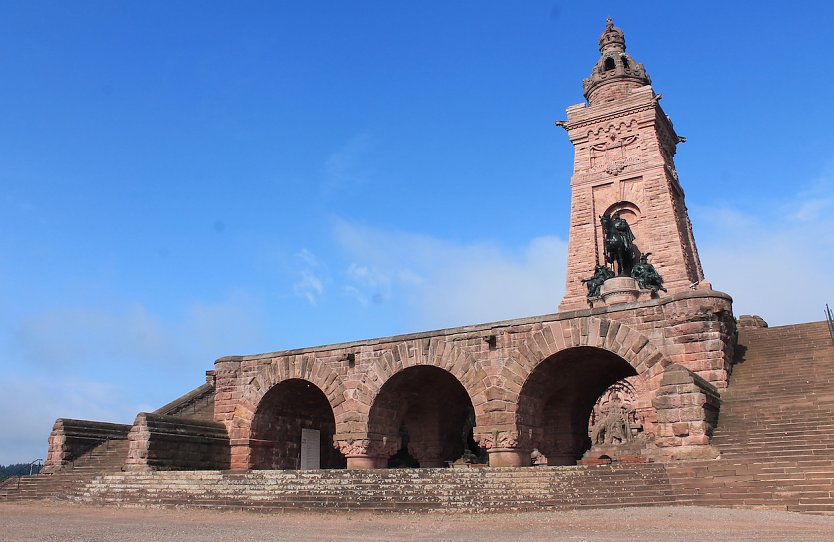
[{"x1": 2, "y1": 502, "x2": 834, "y2": 541}]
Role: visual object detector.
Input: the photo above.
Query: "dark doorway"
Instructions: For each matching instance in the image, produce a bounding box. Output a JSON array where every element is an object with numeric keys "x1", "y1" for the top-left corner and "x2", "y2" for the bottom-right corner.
[
  {"x1": 517, "y1": 347, "x2": 637, "y2": 465},
  {"x1": 369, "y1": 366, "x2": 484, "y2": 467},
  {"x1": 249, "y1": 379, "x2": 346, "y2": 469}
]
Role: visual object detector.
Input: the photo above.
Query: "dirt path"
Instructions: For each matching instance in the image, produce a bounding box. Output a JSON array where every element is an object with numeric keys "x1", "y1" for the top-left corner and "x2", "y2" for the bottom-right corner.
[{"x1": 2, "y1": 502, "x2": 834, "y2": 541}]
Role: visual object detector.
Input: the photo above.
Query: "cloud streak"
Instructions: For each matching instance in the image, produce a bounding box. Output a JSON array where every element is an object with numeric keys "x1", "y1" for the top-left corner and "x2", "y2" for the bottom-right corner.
[
  {"x1": 321, "y1": 133, "x2": 375, "y2": 195},
  {"x1": 293, "y1": 249, "x2": 325, "y2": 305},
  {"x1": 1, "y1": 290, "x2": 268, "y2": 463},
  {"x1": 334, "y1": 220, "x2": 567, "y2": 329},
  {"x1": 13, "y1": 291, "x2": 265, "y2": 368},
  {"x1": 695, "y1": 164, "x2": 834, "y2": 326}
]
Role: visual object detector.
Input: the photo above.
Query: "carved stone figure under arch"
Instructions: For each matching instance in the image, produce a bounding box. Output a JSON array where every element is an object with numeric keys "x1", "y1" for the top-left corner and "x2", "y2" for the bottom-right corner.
[
  {"x1": 517, "y1": 346, "x2": 641, "y2": 465},
  {"x1": 478, "y1": 317, "x2": 669, "y2": 466}
]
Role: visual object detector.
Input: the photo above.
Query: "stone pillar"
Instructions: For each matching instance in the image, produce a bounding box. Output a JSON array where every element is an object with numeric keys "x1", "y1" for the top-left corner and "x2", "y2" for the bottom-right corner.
[
  {"x1": 600, "y1": 276, "x2": 640, "y2": 305},
  {"x1": 229, "y1": 439, "x2": 253, "y2": 471},
  {"x1": 475, "y1": 429, "x2": 531, "y2": 467},
  {"x1": 408, "y1": 441, "x2": 447, "y2": 468},
  {"x1": 334, "y1": 435, "x2": 399, "y2": 470},
  {"x1": 124, "y1": 414, "x2": 152, "y2": 471},
  {"x1": 653, "y1": 364, "x2": 720, "y2": 461}
]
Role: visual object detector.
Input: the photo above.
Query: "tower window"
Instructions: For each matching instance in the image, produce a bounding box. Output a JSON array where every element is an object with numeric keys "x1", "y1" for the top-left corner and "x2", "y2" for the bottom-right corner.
[
  {"x1": 621, "y1": 56, "x2": 630, "y2": 69},
  {"x1": 604, "y1": 57, "x2": 616, "y2": 71}
]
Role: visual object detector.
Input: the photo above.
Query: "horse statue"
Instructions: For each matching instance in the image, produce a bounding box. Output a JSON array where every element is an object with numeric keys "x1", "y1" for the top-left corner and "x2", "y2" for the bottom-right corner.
[{"x1": 600, "y1": 213, "x2": 636, "y2": 276}]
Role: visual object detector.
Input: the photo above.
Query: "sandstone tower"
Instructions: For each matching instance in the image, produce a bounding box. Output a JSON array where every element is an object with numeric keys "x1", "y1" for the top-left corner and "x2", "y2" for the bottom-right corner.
[{"x1": 558, "y1": 19, "x2": 707, "y2": 312}]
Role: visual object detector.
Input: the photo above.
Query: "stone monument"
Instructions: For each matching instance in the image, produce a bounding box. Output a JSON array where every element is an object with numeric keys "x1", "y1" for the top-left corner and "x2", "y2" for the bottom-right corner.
[
  {"x1": 41, "y1": 20, "x2": 736, "y2": 477},
  {"x1": 558, "y1": 18, "x2": 709, "y2": 312}
]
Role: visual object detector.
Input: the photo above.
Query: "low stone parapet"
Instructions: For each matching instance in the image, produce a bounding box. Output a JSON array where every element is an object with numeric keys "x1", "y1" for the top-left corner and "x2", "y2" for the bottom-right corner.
[
  {"x1": 43, "y1": 419, "x2": 131, "y2": 473},
  {"x1": 125, "y1": 413, "x2": 230, "y2": 471}
]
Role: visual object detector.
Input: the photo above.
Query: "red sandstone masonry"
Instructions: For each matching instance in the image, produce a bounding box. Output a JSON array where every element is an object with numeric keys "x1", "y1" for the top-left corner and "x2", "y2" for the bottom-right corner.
[
  {"x1": 43, "y1": 419, "x2": 131, "y2": 474},
  {"x1": 213, "y1": 290, "x2": 734, "y2": 470},
  {"x1": 558, "y1": 25, "x2": 707, "y2": 313},
  {"x1": 32, "y1": 20, "x2": 736, "y2": 483}
]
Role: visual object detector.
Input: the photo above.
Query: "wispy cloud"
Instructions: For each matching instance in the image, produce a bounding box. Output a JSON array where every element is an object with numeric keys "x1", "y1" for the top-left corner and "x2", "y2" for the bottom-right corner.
[
  {"x1": 0, "y1": 375, "x2": 143, "y2": 464},
  {"x1": 321, "y1": 133, "x2": 375, "y2": 195},
  {"x1": 2, "y1": 290, "x2": 267, "y2": 463},
  {"x1": 295, "y1": 271, "x2": 324, "y2": 305},
  {"x1": 12, "y1": 291, "x2": 266, "y2": 368},
  {"x1": 333, "y1": 220, "x2": 567, "y2": 329},
  {"x1": 293, "y1": 249, "x2": 326, "y2": 305},
  {"x1": 695, "y1": 164, "x2": 834, "y2": 326},
  {"x1": 15, "y1": 304, "x2": 175, "y2": 367}
]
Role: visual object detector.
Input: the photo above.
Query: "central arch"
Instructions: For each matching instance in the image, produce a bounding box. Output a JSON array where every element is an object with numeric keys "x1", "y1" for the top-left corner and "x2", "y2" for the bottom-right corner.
[
  {"x1": 517, "y1": 346, "x2": 639, "y2": 465},
  {"x1": 368, "y1": 366, "x2": 483, "y2": 467},
  {"x1": 249, "y1": 379, "x2": 346, "y2": 470}
]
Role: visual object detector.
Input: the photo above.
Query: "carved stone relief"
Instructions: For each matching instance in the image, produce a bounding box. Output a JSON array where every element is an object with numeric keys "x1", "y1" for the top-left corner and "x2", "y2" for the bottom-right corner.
[
  {"x1": 588, "y1": 121, "x2": 641, "y2": 175},
  {"x1": 588, "y1": 377, "x2": 646, "y2": 445}
]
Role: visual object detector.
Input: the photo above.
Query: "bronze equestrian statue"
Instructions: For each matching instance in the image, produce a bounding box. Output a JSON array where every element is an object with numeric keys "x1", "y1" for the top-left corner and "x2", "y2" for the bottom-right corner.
[{"x1": 600, "y1": 212, "x2": 636, "y2": 276}]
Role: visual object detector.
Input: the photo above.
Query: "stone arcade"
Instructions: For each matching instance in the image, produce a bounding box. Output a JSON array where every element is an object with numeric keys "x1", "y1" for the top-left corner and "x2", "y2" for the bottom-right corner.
[{"x1": 43, "y1": 21, "x2": 736, "y2": 476}]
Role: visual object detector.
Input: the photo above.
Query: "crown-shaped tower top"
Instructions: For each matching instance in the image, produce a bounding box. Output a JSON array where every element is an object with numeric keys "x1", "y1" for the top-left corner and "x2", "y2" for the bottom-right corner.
[{"x1": 583, "y1": 18, "x2": 651, "y2": 105}]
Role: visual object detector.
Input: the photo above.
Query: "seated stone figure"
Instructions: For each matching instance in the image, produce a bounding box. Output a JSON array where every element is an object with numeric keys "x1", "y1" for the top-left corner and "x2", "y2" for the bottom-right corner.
[
  {"x1": 581, "y1": 264, "x2": 615, "y2": 298},
  {"x1": 630, "y1": 253, "x2": 667, "y2": 294},
  {"x1": 591, "y1": 407, "x2": 632, "y2": 446}
]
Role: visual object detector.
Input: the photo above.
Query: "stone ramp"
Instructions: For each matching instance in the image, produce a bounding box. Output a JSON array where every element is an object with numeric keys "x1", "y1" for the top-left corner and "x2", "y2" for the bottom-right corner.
[
  {"x1": 72, "y1": 463, "x2": 675, "y2": 513},
  {"x1": 153, "y1": 381, "x2": 215, "y2": 421},
  {"x1": 666, "y1": 321, "x2": 834, "y2": 514}
]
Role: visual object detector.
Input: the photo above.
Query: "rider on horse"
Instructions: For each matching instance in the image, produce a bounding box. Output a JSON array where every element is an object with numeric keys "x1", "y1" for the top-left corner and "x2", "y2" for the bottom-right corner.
[{"x1": 600, "y1": 212, "x2": 636, "y2": 276}]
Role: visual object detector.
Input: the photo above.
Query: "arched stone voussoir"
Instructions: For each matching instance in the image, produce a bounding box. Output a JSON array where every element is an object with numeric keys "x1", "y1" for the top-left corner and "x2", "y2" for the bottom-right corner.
[
  {"x1": 233, "y1": 356, "x2": 346, "y2": 433},
  {"x1": 359, "y1": 341, "x2": 490, "y2": 420},
  {"x1": 508, "y1": 317, "x2": 668, "y2": 386}
]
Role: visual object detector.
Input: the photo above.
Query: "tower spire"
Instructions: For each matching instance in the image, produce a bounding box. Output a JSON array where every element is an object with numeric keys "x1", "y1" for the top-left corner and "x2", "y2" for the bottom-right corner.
[
  {"x1": 558, "y1": 22, "x2": 707, "y2": 312},
  {"x1": 583, "y1": 19, "x2": 651, "y2": 105}
]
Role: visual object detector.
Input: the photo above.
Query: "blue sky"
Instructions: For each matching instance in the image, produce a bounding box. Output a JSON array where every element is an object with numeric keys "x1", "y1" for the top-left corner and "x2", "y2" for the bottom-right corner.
[{"x1": 2, "y1": 2, "x2": 833, "y2": 464}]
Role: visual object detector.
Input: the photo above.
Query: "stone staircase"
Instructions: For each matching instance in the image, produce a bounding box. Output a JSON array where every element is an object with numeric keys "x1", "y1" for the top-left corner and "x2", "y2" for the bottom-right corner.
[
  {"x1": 72, "y1": 463, "x2": 675, "y2": 513},
  {"x1": 0, "y1": 438, "x2": 129, "y2": 501},
  {"x1": 666, "y1": 321, "x2": 834, "y2": 513}
]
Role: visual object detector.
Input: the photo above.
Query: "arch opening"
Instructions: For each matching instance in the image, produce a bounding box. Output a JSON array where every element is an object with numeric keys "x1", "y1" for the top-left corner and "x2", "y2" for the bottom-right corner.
[
  {"x1": 604, "y1": 56, "x2": 616, "y2": 71},
  {"x1": 368, "y1": 365, "x2": 485, "y2": 468},
  {"x1": 249, "y1": 378, "x2": 346, "y2": 470},
  {"x1": 517, "y1": 346, "x2": 638, "y2": 465},
  {"x1": 603, "y1": 201, "x2": 644, "y2": 262}
]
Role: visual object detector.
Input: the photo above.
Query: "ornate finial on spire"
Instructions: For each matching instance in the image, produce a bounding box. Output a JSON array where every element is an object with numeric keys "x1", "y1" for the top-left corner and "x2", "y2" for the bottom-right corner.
[
  {"x1": 583, "y1": 19, "x2": 651, "y2": 104},
  {"x1": 599, "y1": 18, "x2": 626, "y2": 54}
]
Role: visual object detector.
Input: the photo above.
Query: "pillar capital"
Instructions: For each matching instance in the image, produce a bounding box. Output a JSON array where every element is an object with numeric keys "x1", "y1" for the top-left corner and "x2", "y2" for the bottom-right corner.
[{"x1": 334, "y1": 434, "x2": 399, "y2": 469}]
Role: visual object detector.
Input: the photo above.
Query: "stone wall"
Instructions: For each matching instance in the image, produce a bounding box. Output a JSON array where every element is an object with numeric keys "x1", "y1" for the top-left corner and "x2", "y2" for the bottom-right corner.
[
  {"x1": 214, "y1": 289, "x2": 734, "y2": 469},
  {"x1": 124, "y1": 413, "x2": 230, "y2": 471},
  {"x1": 652, "y1": 364, "x2": 720, "y2": 460},
  {"x1": 43, "y1": 419, "x2": 131, "y2": 473}
]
